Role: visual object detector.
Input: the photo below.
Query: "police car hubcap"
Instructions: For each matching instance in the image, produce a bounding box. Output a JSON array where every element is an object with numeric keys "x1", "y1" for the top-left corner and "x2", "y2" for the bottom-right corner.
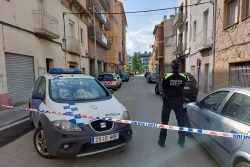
[{"x1": 36, "y1": 130, "x2": 49, "y2": 155}]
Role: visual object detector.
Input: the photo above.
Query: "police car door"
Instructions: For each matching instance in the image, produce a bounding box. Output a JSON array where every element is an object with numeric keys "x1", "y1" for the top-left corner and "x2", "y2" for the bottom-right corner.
[
  {"x1": 32, "y1": 76, "x2": 46, "y2": 126},
  {"x1": 207, "y1": 91, "x2": 250, "y2": 167}
]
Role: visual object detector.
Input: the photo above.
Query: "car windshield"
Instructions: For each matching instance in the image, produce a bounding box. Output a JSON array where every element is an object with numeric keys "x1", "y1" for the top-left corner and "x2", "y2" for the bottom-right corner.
[
  {"x1": 151, "y1": 73, "x2": 159, "y2": 77},
  {"x1": 98, "y1": 74, "x2": 114, "y2": 81},
  {"x1": 186, "y1": 75, "x2": 195, "y2": 82},
  {"x1": 49, "y1": 78, "x2": 109, "y2": 101}
]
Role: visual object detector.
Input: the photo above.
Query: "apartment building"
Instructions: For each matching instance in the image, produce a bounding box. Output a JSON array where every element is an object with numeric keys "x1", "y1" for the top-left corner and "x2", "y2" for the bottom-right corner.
[
  {"x1": 148, "y1": 51, "x2": 155, "y2": 73},
  {"x1": 87, "y1": 0, "x2": 111, "y2": 77},
  {"x1": 163, "y1": 15, "x2": 175, "y2": 73},
  {"x1": 214, "y1": 0, "x2": 250, "y2": 89},
  {"x1": 187, "y1": 0, "x2": 214, "y2": 93},
  {"x1": 0, "y1": 0, "x2": 89, "y2": 105},
  {"x1": 153, "y1": 22, "x2": 164, "y2": 78},
  {"x1": 107, "y1": 0, "x2": 127, "y2": 74},
  {"x1": 138, "y1": 52, "x2": 150, "y2": 73}
]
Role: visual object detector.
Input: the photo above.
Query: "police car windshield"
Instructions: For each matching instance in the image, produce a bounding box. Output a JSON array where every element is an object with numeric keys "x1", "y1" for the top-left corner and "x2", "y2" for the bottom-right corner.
[{"x1": 49, "y1": 78, "x2": 109, "y2": 101}]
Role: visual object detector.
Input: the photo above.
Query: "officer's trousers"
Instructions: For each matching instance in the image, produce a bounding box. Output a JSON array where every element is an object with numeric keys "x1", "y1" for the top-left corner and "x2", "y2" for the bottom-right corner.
[{"x1": 159, "y1": 99, "x2": 186, "y2": 143}]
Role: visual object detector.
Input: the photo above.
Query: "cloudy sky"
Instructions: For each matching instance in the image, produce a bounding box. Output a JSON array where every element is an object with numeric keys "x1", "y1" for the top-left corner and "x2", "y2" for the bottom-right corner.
[{"x1": 121, "y1": 0, "x2": 177, "y2": 56}]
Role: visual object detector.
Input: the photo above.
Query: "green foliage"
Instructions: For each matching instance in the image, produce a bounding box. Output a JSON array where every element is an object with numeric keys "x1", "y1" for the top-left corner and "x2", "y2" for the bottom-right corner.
[
  {"x1": 131, "y1": 53, "x2": 143, "y2": 74},
  {"x1": 126, "y1": 64, "x2": 132, "y2": 72}
]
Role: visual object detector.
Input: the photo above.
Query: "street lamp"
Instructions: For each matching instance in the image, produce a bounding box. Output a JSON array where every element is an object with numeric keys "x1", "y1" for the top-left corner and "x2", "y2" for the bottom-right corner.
[{"x1": 93, "y1": 2, "x2": 98, "y2": 78}]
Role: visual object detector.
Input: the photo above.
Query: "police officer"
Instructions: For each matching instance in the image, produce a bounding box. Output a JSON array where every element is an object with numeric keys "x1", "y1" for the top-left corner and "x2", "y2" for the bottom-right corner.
[{"x1": 157, "y1": 59, "x2": 187, "y2": 148}]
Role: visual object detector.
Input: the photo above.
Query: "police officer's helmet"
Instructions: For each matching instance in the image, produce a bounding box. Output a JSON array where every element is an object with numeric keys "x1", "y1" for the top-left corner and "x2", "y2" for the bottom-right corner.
[{"x1": 170, "y1": 59, "x2": 180, "y2": 67}]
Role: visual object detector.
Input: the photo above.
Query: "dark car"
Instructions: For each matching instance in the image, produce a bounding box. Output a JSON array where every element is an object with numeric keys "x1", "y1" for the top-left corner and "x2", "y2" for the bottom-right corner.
[
  {"x1": 129, "y1": 72, "x2": 134, "y2": 77},
  {"x1": 144, "y1": 72, "x2": 151, "y2": 78},
  {"x1": 155, "y1": 73, "x2": 199, "y2": 102},
  {"x1": 147, "y1": 73, "x2": 159, "y2": 83},
  {"x1": 120, "y1": 73, "x2": 129, "y2": 82}
]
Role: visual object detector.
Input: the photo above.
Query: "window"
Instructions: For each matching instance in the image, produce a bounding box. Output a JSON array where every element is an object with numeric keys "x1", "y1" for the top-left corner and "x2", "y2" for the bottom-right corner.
[
  {"x1": 49, "y1": 78, "x2": 109, "y2": 102},
  {"x1": 34, "y1": 77, "x2": 43, "y2": 91},
  {"x1": 193, "y1": 21, "x2": 196, "y2": 41},
  {"x1": 185, "y1": 22, "x2": 188, "y2": 50},
  {"x1": 242, "y1": 0, "x2": 250, "y2": 18},
  {"x1": 38, "y1": 77, "x2": 46, "y2": 99},
  {"x1": 82, "y1": 68, "x2": 85, "y2": 74},
  {"x1": 224, "y1": 0, "x2": 238, "y2": 28},
  {"x1": 200, "y1": 91, "x2": 229, "y2": 112},
  {"x1": 80, "y1": 28, "x2": 84, "y2": 44},
  {"x1": 69, "y1": 20, "x2": 74, "y2": 37},
  {"x1": 221, "y1": 93, "x2": 250, "y2": 123}
]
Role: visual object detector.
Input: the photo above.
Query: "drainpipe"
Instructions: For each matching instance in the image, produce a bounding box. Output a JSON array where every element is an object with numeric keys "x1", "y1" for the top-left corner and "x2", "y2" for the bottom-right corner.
[
  {"x1": 78, "y1": 13, "x2": 81, "y2": 70},
  {"x1": 63, "y1": 12, "x2": 67, "y2": 68},
  {"x1": 211, "y1": 0, "x2": 216, "y2": 92}
]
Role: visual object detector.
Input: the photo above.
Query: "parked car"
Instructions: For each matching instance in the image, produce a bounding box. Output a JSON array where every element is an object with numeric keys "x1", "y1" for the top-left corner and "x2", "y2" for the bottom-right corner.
[
  {"x1": 144, "y1": 72, "x2": 151, "y2": 78},
  {"x1": 98, "y1": 73, "x2": 121, "y2": 91},
  {"x1": 129, "y1": 72, "x2": 134, "y2": 77},
  {"x1": 147, "y1": 73, "x2": 159, "y2": 83},
  {"x1": 120, "y1": 73, "x2": 129, "y2": 82},
  {"x1": 155, "y1": 73, "x2": 198, "y2": 102},
  {"x1": 186, "y1": 87, "x2": 250, "y2": 167},
  {"x1": 29, "y1": 68, "x2": 132, "y2": 158}
]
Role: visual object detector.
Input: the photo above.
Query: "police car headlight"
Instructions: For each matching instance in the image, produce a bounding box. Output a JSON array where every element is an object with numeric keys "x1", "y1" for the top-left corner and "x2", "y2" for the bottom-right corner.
[
  {"x1": 52, "y1": 120, "x2": 82, "y2": 131},
  {"x1": 121, "y1": 111, "x2": 130, "y2": 120}
]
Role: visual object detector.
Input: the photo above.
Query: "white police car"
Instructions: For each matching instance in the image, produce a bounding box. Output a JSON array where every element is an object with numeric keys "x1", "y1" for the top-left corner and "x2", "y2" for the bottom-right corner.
[{"x1": 29, "y1": 68, "x2": 132, "y2": 158}]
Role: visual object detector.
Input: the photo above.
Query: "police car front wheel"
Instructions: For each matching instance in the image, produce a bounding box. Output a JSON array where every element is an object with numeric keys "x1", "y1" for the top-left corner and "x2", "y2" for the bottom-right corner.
[{"x1": 34, "y1": 126, "x2": 54, "y2": 159}]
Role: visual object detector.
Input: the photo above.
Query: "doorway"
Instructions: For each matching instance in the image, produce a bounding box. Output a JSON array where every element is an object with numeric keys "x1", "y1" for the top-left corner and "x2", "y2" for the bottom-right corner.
[{"x1": 204, "y1": 63, "x2": 209, "y2": 93}]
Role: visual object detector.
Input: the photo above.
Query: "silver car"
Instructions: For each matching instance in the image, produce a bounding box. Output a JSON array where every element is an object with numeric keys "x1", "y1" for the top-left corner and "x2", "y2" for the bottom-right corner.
[{"x1": 186, "y1": 87, "x2": 250, "y2": 167}]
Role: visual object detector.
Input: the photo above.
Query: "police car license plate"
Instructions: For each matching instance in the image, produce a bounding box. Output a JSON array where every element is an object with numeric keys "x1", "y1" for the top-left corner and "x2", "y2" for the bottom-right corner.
[
  {"x1": 184, "y1": 86, "x2": 190, "y2": 90},
  {"x1": 91, "y1": 133, "x2": 119, "y2": 144}
]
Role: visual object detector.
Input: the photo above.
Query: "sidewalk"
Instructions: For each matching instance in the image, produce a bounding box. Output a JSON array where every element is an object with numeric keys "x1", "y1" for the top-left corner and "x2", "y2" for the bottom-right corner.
[{"x1": 0, "y1": 103, "x2": 29, "y2": 128}]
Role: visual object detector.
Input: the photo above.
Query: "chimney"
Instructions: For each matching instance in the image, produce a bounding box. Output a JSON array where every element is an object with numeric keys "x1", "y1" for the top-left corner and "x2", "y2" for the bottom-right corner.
[
  {"x1": 164, "y1": 15, "x2": 167, "y2": 22},
  {"x1": 170, "y1": 15, "x2": 175, "y2": 19}
]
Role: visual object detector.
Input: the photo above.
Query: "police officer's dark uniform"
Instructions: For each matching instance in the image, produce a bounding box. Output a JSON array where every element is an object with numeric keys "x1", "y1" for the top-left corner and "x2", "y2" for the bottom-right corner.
[{"x1": 157, "y1": 59, "x2": 187, "y2": 148}]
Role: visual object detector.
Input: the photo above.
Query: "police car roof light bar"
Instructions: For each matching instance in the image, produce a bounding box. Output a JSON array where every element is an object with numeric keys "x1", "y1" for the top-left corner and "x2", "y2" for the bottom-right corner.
[{"x1": 49, "y1": 68, "x2": 82, "y2": 74}]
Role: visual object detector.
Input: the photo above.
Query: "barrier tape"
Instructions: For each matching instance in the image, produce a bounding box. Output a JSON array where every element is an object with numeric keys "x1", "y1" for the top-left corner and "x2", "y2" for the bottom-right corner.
[{"x1": 1, "y1": 104, "x2": 250, "y2": 140}]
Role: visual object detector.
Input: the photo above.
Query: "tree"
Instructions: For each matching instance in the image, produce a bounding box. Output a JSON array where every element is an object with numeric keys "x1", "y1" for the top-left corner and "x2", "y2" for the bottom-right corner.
[{"x1": 132, "y1": 53, "x2": 143, "y2": 74}]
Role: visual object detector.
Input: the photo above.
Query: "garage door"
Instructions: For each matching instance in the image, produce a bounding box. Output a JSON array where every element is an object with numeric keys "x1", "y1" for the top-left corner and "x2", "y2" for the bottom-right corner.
[{"x1": 5, "y1": 53, "x2": 35, "y2": 105}]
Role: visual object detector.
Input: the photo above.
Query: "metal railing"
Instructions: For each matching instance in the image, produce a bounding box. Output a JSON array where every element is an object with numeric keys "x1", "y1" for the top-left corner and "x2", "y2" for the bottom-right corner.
[
  {"x1": 99, "y1": 0, "x2": 110, "y2": 11},
  {"x1": 87, "y1": 0, "x2": 110, "y2": 30},
  {"x1": 88, "y1": 27, "x2": 111, "y2": 50},
  {"x1": 67, "y1": 36, "x2": 81, "y2": 54},
  {"x1": 171, "y1": 42, "x2": 183, "y2": 55},
  {"x1": 195, "y1": 29, "x2": 213, "y2": 50},
  {"x1": 230, "y1": 66, "x2": 250, "y2": 87},
  {"x1": 33, "y1": 10, "x2": 59, "y2": 39},
  {"x1": 173, "y1": 12, "x2": 183, "y2": 29}
]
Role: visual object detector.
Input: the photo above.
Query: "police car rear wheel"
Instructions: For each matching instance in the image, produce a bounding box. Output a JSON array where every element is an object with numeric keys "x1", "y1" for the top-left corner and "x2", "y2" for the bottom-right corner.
[{"x1": 34, "y1": 126, "x2": 54, "y2": 159}]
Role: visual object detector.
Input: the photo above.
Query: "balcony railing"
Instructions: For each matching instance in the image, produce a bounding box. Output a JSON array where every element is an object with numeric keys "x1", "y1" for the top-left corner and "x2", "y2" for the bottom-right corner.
[
  {"x1": 33, "y1": 10, "x2": 59, "y2": 39},
  {"x1": 99, "y1": 0, "x2": 110, "y2": 11},
  {"x1": 67, "y1": 36, "x2": 81, "y2": 54},
  {"x1": 88, "y1": 27, "x2": 111, "y2": 50},
  {"x1": 171, "y1": 42, "x2": 183, "y2": 55},
  {"x1": 87, "y1": 0, "x2": 110, "y2": 30},
  {"x1": 173, "y1": 12, "x2": 184, "y2": 29},
  {"x1": 195, "y1": 29, "x2": 213, "y2": 51}
]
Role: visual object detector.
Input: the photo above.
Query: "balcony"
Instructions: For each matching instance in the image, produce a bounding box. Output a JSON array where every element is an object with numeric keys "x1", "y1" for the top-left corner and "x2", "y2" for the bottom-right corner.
[
  {"x1": 87, "y1": 0, "x2": 110, "y2": 30},
  {"x1": 67, "y1": 36, "x2": 81, "y2": 54},
  {"x1": 173, "y1": 12, "x2": 184, "y2": 29},
  {"x1": 119, "y1": 54, "x2": 125, "y2": 65},
  {"x1": 195, "y1": 29, "x2": 213, "y2": 51},
  {"x1": 88, "y1": 27, "x2": 111, "y2": 50},
  {"x1": 171, "y1": 42, "x2": 183, "y2": 55},
  {"x1": 33, "y1": 10, "x2": 59, "y2": 39},
  {"x1": 99, "y1": 0, "x2": 110, "y2": 11}
]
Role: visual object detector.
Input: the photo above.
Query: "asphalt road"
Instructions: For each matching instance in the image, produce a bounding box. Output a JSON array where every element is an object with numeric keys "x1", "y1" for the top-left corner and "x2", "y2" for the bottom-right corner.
[{"x1": 0, "y1": 75, "x2": 220, "y2": 167}]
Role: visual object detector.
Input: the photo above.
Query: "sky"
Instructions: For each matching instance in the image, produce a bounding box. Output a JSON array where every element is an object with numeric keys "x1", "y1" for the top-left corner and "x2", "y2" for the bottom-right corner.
[{"x1": 121, "y1": 0, "x2": 177, "y2": 57}]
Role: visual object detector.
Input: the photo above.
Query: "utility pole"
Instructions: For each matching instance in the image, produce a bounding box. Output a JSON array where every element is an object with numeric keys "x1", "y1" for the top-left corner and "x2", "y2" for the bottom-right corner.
[{"x1": 93, "y1": 3, "x2": 98, "y2": 78}]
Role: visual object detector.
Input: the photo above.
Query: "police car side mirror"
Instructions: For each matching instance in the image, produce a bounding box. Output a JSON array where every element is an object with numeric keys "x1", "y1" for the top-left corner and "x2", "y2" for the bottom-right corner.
[
  {"x1": 32, "y1": 92, "x2": 44, "y2": 99},
  {"x1": 108, "y1": 89, "x2": 114, "y2": 94},
  {"x1": 196, "y1": 101, "x2": 201, "y2": 107}
]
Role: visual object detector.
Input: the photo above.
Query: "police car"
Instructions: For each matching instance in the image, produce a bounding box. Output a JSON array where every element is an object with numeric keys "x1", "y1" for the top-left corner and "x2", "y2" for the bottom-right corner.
[
  {"x1": 98, "y1": 73, "x2": 122, "y2": 91},
  {"x1": 29, "y1": 68, "x2": 132, "y2": 158}
]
